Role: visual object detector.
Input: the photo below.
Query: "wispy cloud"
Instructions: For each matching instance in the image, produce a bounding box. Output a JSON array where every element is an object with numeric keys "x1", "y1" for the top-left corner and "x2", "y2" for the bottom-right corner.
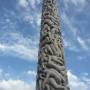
[
  {"x1": 18, "y1": 0, "x2": 29, "y2": 8},
  {"x1": 77, "y1": 36, "x2": 88, "y2": 50},
  {"x1": 68, "y1": 71, "x2": 90, "y2": 90},
  {"x1": 69, "y1": 0, "x2": 86, "y2": 7},
  {"x1": 0, "y1": 43, "x2": 38, "y2": 61},
  {"x1": 27, "y1": 70, "x2": 36, "y2": 76},
  {"x1": 23, "y1": 12, "x2": 41, "y2": 27},
  {"x1": 0, "y1": 69, "x2": 10, "y2": 80},
  {"x1": 64, "y1": 39, "x2": 79, "y2": 52},
  {"x1": 0, "y1": 80, "x2": 34, "y2": 90},
  {"x1": 18, "y1": 0, "x2": 41, "y2": 9},
  {"x1": 17, "y1": 0, "x2": 41, "y2": 28},
  {"x1": 62, "y1": 0, "x2": 86, "y2": 11},
  {"x1": 0, "y1": 32, "x2": 38, "y2": 61},
  {"x1": 18, "y1": 0, "x2": 36, "y2": 8},
  {"x1": 29, "y1": 0, "x2": 36, "y2": 9},
  {"x1": 61, "y1": 12, "x2": 80, "y2": 52},
  {"x1": 61, "y1": 7, "x2": 90, "y2": 52},
  {"x1": 61, "y1": 12, "x2": 78, "y2": 37},
  {"x1": 0, "y1": 68, "x2": 36, "y2": 90}
]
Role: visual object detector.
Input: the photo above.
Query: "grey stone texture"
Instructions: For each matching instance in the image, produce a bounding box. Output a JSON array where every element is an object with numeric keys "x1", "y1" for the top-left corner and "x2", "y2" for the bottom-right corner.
[{"x1": 36, "y1": 0, "x2": 70, "y2": 90}]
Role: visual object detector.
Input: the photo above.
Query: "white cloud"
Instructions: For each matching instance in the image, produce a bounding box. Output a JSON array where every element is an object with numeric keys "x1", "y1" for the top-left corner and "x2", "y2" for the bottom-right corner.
[
  {"x1": 24, "y1": 15, "x2": 34, "y2": 24},
  {"x1": 0, "y1": 68, "x2": 36, "y2": 90},
  {"x1": 77, "y1": 56, "x2": 86, "y2": 61},
  {"x1": 23, "y1": 13, "x2": 41, "y2": 27},
  {"x1": 0, "y1": 32, "x2": 38, "y2": 61},
  {"x1": 29, "y1": 0, "x2": 36, "y2": 9},
  {"x1": 82, "y1": 73, "x2": 89, "y2": 77},
  {"x1": 17, "y1": 0, "x2": 41, "y2": 28},
  {"x1": 82, "y1": 77, "x2": 90, "y2": 88},
  {"x1": 36, "y1": 13, "x2": 41, "y2": 27},
  {"x1": 0, "y1": 43, "x2": 38, "y2": 61},
  {"x1": 61, "y1": 12, "x2": 78, "y2": 36},
  {"x1": 68, "y1": 71, "x2": 89, "y2": 90},
  {"x1": 70, "y1": 0, "x2": 86, "y2": 7},
  {"x1": 63, "y1": 0, "x2": 86, "y2": 10},
  {"x1": 0, "y1": 80, "x2": 34, "y2": 90},
  {"x1": 27, "y1": 70, "x2": 36, "y2": 76},
  {"x1": 61, "y1": 12, "x2": 89, "y2": 52},
  {"x1": 18, "y1": 0, "x2": 29, "y2": 8},
  {"x1": 77, "y1": 36, "x2": 88, "y2": 50},
  {"x1": 36, "y1": 0, "x2": 41, "y2": 4},
  {"x1": 0, "y1": 69, "x2": 10, "y2": 80},
  {"x1": 64, "y1": 39, "x2": 79, "y2": 52},
  {"x1": 18, "y1": 0, "x2": 41, "y2": 9}
]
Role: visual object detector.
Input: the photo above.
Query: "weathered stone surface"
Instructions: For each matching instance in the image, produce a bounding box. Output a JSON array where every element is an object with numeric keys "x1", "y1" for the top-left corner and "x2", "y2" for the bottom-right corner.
[{"x1": 36, "y1": 0, "x2": 70, "y2": 90}]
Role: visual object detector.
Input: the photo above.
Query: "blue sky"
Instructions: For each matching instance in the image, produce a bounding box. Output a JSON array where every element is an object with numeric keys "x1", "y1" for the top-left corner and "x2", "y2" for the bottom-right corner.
[{"x1": 0, "y1": 0, "x2": 90, "y2": 90}]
